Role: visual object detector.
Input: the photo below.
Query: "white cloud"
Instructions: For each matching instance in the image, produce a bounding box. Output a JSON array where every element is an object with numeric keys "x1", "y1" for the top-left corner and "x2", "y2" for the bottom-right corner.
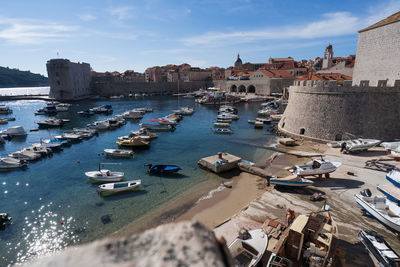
[
  {"x1": 79, "y1": 14, "x2": 96, "y2": 21},
  {"x1": 0, "y1": 17, "x2": 78, "y2": 45},
  {"x1": 182, "y1": 12, "x2": 360, "y2": 47},
  {"x1": 364, "y1": 0, "x2": 400, "y2": 26},
  {"x1": 109, "y1": 6, "x2": 135, "y2": 20}
]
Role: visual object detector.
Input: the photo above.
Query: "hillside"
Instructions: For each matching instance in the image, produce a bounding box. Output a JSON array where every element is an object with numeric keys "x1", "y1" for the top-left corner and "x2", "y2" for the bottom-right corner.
[{"x1": 0, "y1": 66, "x2": 48, "y2": 88}]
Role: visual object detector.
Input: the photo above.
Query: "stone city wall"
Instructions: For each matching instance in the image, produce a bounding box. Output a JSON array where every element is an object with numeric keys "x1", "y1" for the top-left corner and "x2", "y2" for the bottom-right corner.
[
  {"x1": 91, "y1": 79, "x2": 210, "y2": 96},
  {"x1": 278, "y1": 80, "x2": 400, "y2": 141},
  {"x1": 214, "y1": 78, "x2": 292, "y2": 95}
]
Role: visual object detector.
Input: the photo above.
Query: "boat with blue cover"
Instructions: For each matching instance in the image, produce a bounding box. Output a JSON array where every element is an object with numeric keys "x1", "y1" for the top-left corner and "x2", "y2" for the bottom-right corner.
[
  {"x1": 147, "y1": 164, "x2": 182, "y2": 175},
  {"x1": 386, "y1": 169, "x2": 400, "y2": 188}
]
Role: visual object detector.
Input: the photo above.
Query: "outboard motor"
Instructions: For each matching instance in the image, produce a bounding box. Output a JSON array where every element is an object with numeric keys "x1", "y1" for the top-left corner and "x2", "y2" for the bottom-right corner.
[
  {"x1": 238, "y1": 229, "x2": 251, "y2": 240},
  {"x1": 361, "y1": 188, "x2": 372, "y2": 197}
]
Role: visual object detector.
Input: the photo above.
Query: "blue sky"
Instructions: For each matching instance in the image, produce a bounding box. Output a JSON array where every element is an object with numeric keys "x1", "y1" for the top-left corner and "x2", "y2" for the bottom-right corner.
[{"x1": 0, "y1": 0, "x2": 399, "y2": 76}]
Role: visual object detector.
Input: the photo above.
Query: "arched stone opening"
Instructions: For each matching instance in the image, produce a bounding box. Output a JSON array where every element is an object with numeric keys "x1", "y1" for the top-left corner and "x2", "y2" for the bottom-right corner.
[
  {"x1": 238, "y1": 85, "x2": 246, "y2": 93},
  {"x1": 247, "y1": 85, "x2": 256, "y2": 93},
  {"x1": 300, "y1": 128, "x2": 305, "y2": 135},
  {"x1": 230, "y1": 85, "x2": 237, "y2": 92}
]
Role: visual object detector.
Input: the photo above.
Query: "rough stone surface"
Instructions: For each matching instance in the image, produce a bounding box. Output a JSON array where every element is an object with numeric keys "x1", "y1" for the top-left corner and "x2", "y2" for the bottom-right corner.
[
  {"x1": 352, "y1": 20, "x2": 400, "y2": 86},
  {"x1": 278, "y1": 80, "x2": 400, "y2": 141},
  {"x1": 23, "y1": 221, "x2": 229, "y2": 267}
]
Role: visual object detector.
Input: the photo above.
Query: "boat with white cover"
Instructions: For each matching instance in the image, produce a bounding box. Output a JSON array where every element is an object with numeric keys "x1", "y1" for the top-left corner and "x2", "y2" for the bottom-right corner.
[
  {"x1": 358, "y1": 230, "x2": 400, "y2": 267},
  {"x1": 228, "y1": 229, "x2": 268, "y2": 267},
  {"x1": 355, "y1": 192, "x2": 400, "y2": 232},
  {"x1": 87, "y1": 120, "x2": 109, "y2": 130},
  {"x1": 1, "y1": 126, "x2": 27, "y2": 137},
  {"x1": 381, "y1": 141, "x2": 400, "y2": 151},
  {"x1": 386, "y1": 169, "x2": 400, "y2": 188},
  {"x1": 122, "y1": 110, "x2": 143, "y2": 120},
  {"x1": 0, "y1": 157, "x2": 26, "y2": 171},
  {"x1": 98, "y1": 180, "x2": 141, "y2": 193},
  {"x1": 289, "y1": 159, "x2": 341, "y2": 178},
  {"x1": 9, "y1": 150, "x2": 42, "y2": 161},
  {"x1": 85, "y1": 169, "x2": 124, "y2": 182},
  {"x1": 270, "y1": 175, "x2": 313, "y2": 187},
  {"x1": 104, "y1": 149, "x2": 133, "y2": 158},
  {"x1": 341, "y1": 139, "x2": 381, "y2": 153}
]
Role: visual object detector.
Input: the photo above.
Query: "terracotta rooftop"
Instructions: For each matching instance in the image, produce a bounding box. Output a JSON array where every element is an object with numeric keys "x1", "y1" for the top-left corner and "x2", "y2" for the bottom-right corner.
[
  {"x1": 359, "y1": 11, "x2": 400, "y2": 32},
  {"x1": 296, "y1": 72, "x2": 352, "y2": 81},
  {"x1": 259, "y1": 69, "x2": 293, "y2": 78}
]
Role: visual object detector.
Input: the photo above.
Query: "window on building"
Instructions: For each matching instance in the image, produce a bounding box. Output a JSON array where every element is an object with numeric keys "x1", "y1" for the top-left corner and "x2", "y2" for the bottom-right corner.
[{"x1": 300, "y1": 128, "x2": 305, "y2": 135}]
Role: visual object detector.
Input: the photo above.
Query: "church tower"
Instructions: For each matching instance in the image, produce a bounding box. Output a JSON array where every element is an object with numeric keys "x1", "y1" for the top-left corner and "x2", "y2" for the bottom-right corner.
[
  {"x1": 322, "y1": 44, "x2": 333, "y2": 69},
  {"x1": 234, "y1": 53, "x2": 243, "y2": 69}
]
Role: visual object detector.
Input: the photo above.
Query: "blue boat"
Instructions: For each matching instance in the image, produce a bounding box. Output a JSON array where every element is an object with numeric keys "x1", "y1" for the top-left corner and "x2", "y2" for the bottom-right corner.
[
  {"x1": 377, "y1": 184, "x2": 400, "y2": 203},
  {"x1": 147, "y1": 164, "x2": 182, "y2": 175},
  {"x1": 386, "y1": 169, "x2": 400, "y2": 188}
]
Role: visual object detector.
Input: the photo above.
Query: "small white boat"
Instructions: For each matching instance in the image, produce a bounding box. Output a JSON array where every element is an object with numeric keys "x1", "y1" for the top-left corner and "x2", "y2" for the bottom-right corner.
[
  {"x1": 85, "y1": 169, "x2": 124, "y2": 182},
  {"x1": 131, "y1": 128, "x2": 158, "y2": 139},
  {"x1": 342, "y1": 139, "x2": 381, "y2": 153},
  {"x1": 1, "y1": 126, "x2": 27, "y2": 137},
  {"x1": 386, "y1": 169, "x2": 400, "y2": 188},
  {"x1": 122, "y1": 110, "x2": 143, "y2": 120},
  {"x1": 9, "y1": 150, "x2": 41, "y2": 161},
  {"x1": 98, "y1": 180, "x2": 141, "y2": 193},
  {"x1": 228, "y1": 229, "x2": 268, "y2": 267},
  {"x1": 358, "y1": 230, "x2": 400, "y2": 267},
  {"x1": 104, "y1": 149, "x2": 133, "y2": 158},
  {"x1": 116, "y1": 137, "x2": 150, "y2": 148},
  {"x1": 289, "y1": 159, "x2": 341, "y2": 178},
  {"x1": 212, "y1": 128, "x2": 232, "y2": 134},
  {"x1": 213, "y1": 122, "x2": 230, "y2": 128},
  {"x1": 355, "y1": 192, "x2": 400, "y2": 232},
  {"x1": 37, "y1": 119, "x2": 67, "y2": 128},
  {"x1": 270, "y1": 175, "x2": 314, "y2": 187},
  {"x1": 381, "y1": 141, "x2": 400, "y2": 151},
  {"x1": 0, "y1": 157, "x2": 26, "y2": 171},
  {"x1": 217, "y1": 113, "x2": 239, "y2": 120},
  {"x1": 377, "y1": 184, "x2": 400, "y2": 203},
  {"x1": 87, "y1": 120, "x2": 109, "y2": 130},
  {"x1": 255, "y1": 118, "x2": 271, "y2": 124},
  {"x1": 254, "y1": 121, "x2": 263, "y2": 129}
]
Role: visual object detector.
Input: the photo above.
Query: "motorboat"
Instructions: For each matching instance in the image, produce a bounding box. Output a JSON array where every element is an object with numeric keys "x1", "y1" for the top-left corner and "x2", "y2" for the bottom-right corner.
[
  {"x1": 270, "y1": 175, "x2": 314, "y2": 187},
  {"x1": 77, "y1": 110, "x2": 95, "y2": 116},
  {"x1": 73, "y1": 128, "x2": 97, "y2": 139},
  {"x1": 116, "y1": 137, "x2": 150, "y2": 148},
  {"x1": 165, "y1": 113, "x2": 182, "y2": 122},
  {"x1": 172, "y1": 107, "x2": 195, "y2": 115},
  {"x1": 55, "y1": 103, "x2": 70, "y2": 112},
  {"x1": 122, "y1": 110, "x2": 143, "y2": 120},
  {"x1": 87, "y1": 120, "x2": 109, "y2": 130},
  {"x1": 212, "y1": 128, "x2": 232, "y2": 134},
  {"x1": 35, "y1": 104, "x2": 58, "y2": 115},
  {"x1": 0, "y1": 118, "x2": 8, "y2": 125},
  {"x1": 358, "y1": 230, "x2": 400, "y2": 267},
  {"x1": 268, "y1": 210, "x2": 337, "y2": 267},
  {"x1": 41, "y1": 138, "x2": 70, "y2": 147},
  {"x1": 355, "y1": 191, "x2": 400, "y2": 232},
  {"x1": 131, "y1": 128, "x2": 158, "y2": 139},
  {"x1": 381, "y1": 141, "x2": 400, "y2": 151},
  {"x1": 341, "y1": 139, "x2": 381, "y2": 153},
  {"x1": 37, "y1": 119, "x2": 68, "y2": 128},
  {"x1": 134, "y1": 93, "x2": 141, "y2": 97},
  {"x1": 217, "y1": 112, "x2": 239, "y2": 120},
  {"x1": 213, "y1": 122, "x2": 230, "y2": 128},
  {"x1": 217, "y1": 118, "x2": 232, "y2": 123},
  {"x1": 0, "y1": 213, "x2": 12, "y2": 228},
  {"x1": 0, "y1": 157, "x2": 27, "y2": 171},
  {"x1": 149, "y1": 119, "x2": 178, "y2": 126},
  {"x1": 219, "y1": 105, "x2": 238, "y2": 114},
  {"x1": 270, "y1": 114, "x2": 283, "y2": 121},
  {"x1": 1, "y1": 126, "x2": 27, "y2": 137},
  {"x1": 255, "y1": 118, "x2": 271, "y2": 124},
  {"x1": 54, "y1": 133, "x2": 82, "y2": 143},
  {"x1": 85, "y1": 169, "x2": 124, "y2": 182},
  {"x1": 257, "y1": 108, "x2": 277, "y2": 116},
  {"x1": 147, "y1": 164, "x2": 182, "y2": 175},
  {"x1": 289, "y1": 158, "x2": 341, "y2": 178},
  {"x1": 139, "y1": 123, "x2": 175, "y2": 132},
  {"x1": 377, "y1": 184, "x2": 400, "y2": 203},
  {"x1": 98, "y1": 180, "x2": 141, "y2": 193},
  {"x1": 107, "y1": 118, "x2": 123, "y2": 129},
  {"x1": 386, "y1": 169, "x2": 400, "y2": 188},
  {"x1": 135, "y1": 107, "x2": 153, "y2": 113},
  {"x1": 104, "y1": 149, "x2": 133, "y2": 158},
  {"x1": 9, "y1": 150, "x2": 41, "y2": 161},
  {"x1": 0, "y1": 105, "x2": 12, "y2": 114},
  {"x1": 254, "y1": 121, "x2": 263, "y2": 129},
  {"x1": 90, "y1": 104, "x2": 113, "y2": 114},
  {"x1": 23, "y1": 145, "x2": 52, "y2": 157},
  {"x1": 228, "y1": 229, "x2": 268, "y2": 267},
  {"x1": 33, "y1": 141, "x2": 63, "y2": 152}
]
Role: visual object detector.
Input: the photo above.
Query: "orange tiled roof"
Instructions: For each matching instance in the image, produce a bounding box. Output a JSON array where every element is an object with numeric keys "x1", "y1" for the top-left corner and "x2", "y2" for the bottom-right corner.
[
  {"x1": 296, "y1": 72, "x2": 352, "y2": 81},
  {"x1": 359, "y1": 11, "x2": 400, "y2": 32},
  {"x1": 259, "y1": 69, "x2": 293, "y2": 78}
]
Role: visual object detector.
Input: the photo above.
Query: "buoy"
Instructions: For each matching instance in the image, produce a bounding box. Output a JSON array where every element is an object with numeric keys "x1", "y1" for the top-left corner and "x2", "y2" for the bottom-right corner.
[
  {"x1": 77, "y1": 161, "x2": 80, "y2": 164},
  {"x1": 60, "y1": 221, "x2": 64, "y2": 225},
  {"x1": 101, "y1": 152, "x2": 104, "y2": 155},
  {"x1": 97, "y1": 153, "x2": 100, "y2": 156}
]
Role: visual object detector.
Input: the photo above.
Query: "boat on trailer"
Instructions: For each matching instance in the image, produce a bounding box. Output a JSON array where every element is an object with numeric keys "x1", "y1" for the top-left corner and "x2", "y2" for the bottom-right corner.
[
  {"x1": 98, "y1": 180, "x2": 141, "y2": 193},
  {"x1": 358, "y1": 230, "x2": 400, "y2": 267},
  {"x1": 289, "y1": 158, "x2": 341, "y2": 178},
  {"x1": 228, "y1": 229, "x2": 268, "y2": 267}
]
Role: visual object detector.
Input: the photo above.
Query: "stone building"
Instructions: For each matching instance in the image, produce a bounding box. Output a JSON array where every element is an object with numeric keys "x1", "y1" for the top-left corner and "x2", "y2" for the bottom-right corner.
[
  {"x1": 321, "y1": 44, "x2": 333, "y2": 69},
  {"x1": 47, "y1": 59, "x2": 91, "y2": 100},
  {"x1": 352, "y1": 11, "x2": 400, "y2": 86},
  {"x1": 278, "y1": 11, "x2": 400, "y2": 141}
]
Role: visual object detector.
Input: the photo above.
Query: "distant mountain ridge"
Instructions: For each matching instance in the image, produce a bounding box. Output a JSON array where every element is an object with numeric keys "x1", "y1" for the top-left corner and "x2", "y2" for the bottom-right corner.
[{"x1": 0, "y1": 66, "x2": 48, "y2": 88}]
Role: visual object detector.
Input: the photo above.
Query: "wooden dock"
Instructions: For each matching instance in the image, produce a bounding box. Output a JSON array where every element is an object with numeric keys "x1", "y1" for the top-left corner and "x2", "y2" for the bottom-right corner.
[{"x1": 198, "y1": 153, "x2": 241, "y2": 173}]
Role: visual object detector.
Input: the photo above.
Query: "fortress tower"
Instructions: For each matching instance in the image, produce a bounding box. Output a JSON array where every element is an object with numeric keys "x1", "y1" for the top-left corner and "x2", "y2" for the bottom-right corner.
[
  {"x1": 47, "y1": 59, "x2": 92, "y2": 100},
  {"x1": 322, "y1": 44, "x2": 333, "y2": 69},
  {"x1": 278, "y1": 11, "x2": 400, "y2": 142}
]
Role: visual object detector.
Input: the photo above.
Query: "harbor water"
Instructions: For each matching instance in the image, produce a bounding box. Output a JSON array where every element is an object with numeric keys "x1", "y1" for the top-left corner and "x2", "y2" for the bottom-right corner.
[{"x1": 0, "y1": 95, "x2": 276, "y2": 265}]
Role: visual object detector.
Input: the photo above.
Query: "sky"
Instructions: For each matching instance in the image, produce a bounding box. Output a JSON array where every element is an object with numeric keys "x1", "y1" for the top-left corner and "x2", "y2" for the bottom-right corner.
[{"x1": 0, "y1": 0, "x2": 399, "y2": 76}]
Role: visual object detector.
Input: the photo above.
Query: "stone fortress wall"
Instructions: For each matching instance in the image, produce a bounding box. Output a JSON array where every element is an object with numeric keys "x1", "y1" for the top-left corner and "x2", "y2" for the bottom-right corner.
[{"x1": 278, "y1": 79, "x2": 400, "y2": 142}]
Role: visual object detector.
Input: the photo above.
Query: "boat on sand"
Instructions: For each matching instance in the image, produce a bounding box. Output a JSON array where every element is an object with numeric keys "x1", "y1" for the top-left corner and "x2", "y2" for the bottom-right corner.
[
  {"x1": 270, "y1": 175, "x2": 313, "y2": 187},
  {"x1": 289, "y1": 159, "x2": 341, "y2": 178}
]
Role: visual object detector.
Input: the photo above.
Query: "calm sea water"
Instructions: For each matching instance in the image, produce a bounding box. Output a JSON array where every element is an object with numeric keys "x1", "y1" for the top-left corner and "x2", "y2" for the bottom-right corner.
[
  {"x1": 0, "y1": 86, "x2": 49, "y2": 96},
  {"x1": 0, "y1": 96, "x2": 275, "y2": 265}
]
